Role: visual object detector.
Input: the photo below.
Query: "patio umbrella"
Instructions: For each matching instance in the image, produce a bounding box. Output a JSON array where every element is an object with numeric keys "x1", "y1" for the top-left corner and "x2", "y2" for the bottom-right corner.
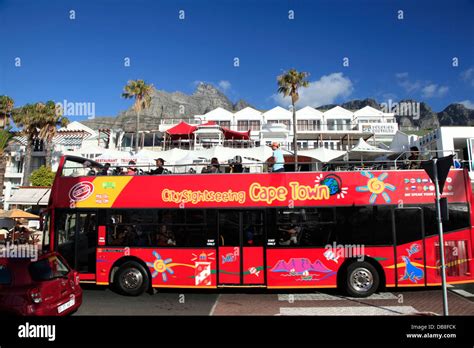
[
  {"x1": 299, "y1": 148, "x2": 347, "y2": 162},
  {"x1": 1, "y1": 209, "x2": 39, "y2": 219},
  {"x1": 348, "y1": 138, "x2": 393, "y2": 161}
]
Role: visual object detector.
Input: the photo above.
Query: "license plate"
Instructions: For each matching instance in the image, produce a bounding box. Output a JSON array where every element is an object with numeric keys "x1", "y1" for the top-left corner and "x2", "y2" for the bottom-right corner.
[{"x1": 58, "y1": 295, "x2": 75, "y2": 314}]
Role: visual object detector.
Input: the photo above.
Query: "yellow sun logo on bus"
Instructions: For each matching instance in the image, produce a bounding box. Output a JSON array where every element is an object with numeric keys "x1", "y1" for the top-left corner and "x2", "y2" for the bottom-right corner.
[
  {"x1": 146, "y1": 251, "x2": 174, "y2": 282},
  {"x1": 356, "y1": 171, "x2": 396, "y2": 204}
]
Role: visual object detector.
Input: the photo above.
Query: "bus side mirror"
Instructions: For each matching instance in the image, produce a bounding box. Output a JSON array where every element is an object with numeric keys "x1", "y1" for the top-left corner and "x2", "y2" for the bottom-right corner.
[{"x1": 440, "y1": 198, "x2": 449, "y2": 222}]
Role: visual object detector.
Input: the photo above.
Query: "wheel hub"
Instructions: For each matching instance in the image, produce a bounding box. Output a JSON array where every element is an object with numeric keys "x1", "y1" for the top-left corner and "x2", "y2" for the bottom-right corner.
[
  {"x1": 350, "y1": 267, "x2": 374, "y2": 293},
  {"x1": 122, "y1": 269, "x2": 143, "y2": 290}
]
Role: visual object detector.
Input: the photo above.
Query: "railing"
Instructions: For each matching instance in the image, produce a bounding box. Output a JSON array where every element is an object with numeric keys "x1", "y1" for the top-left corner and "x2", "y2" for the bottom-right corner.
[
  {"x1": 392, "y1": 150, "x2": 461, "y2": 170},
  {"x1": 60, "y1": 157, "x2": 470, "y2": 178},
  {"x1": 158, "y1": 119, "x2": 394, "y2": 133}
]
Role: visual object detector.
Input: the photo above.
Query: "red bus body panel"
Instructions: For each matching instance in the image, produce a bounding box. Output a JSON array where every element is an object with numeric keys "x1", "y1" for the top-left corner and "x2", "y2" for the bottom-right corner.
[{"x1": 48, "y1": 160, "x2": 474, "y2": 289}]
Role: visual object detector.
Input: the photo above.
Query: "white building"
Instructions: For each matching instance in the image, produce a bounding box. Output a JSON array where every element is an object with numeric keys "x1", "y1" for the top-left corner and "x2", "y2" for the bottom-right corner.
[
  {"x1": 191, "y1": 105, "x2": 397, "y2": 151},
  {"x1": 418, "y1": 127, "x2": 474, "y2": 179}
]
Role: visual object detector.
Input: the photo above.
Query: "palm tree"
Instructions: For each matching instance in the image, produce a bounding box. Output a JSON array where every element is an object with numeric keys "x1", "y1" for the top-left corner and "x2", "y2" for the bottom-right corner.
[
  {"x1": 0, "y1": 96, "x2": 14, "y2": 205},
  {"x1": 11, "y1": 104, "x2": 42, "y2": 185},
  {"x1": 0, "y1": 95, "x2": 14, "y2": 129},
  {"x1": 0, "y1": 129, "x2": 13, "y2": 206},
  {"x1": 277, "y1": 69, "x2": 310, "y2": 168},
  {"x1": 36, "y1": 101, "x2": 69, "y2": 168},
  {"x1": 122, "y1": 80, "x2": 153, "y2": 152}
]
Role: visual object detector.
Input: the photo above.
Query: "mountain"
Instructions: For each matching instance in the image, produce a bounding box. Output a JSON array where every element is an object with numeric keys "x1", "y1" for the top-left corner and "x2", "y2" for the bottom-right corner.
[
  {"x1": 82, "y1": 83, "x2": 254, "y2": 132},
  {"x1": 270, "y1": 258, "x2": 333, "y2": 274},
  {"x1": 438, "y1": 103, "x2": 474, "y2": 126}
]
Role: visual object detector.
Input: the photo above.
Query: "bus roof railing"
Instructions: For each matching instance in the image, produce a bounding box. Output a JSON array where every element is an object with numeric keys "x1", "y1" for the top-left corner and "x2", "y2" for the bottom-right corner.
[{"x1": 59, "y1": 154, "x2": 470, "y2": 176}]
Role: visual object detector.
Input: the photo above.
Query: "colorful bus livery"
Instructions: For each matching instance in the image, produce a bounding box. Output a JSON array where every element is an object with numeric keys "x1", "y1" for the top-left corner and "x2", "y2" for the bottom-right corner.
[{"x1": 45, "y1": 156, "x2": 474, "y2": 297}]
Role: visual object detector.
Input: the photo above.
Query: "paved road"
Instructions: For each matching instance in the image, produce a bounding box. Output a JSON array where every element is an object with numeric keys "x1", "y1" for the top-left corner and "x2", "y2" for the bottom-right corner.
[{"x1": 75, "y1": 284, "x2": 474, "y2": 316}]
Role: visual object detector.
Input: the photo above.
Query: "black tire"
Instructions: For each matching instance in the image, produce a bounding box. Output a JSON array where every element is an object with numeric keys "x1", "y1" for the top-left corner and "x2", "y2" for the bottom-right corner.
[
  {"x1": 114, "y1": 261, "x2": 150, "y2": 296},
  {"x1": 344, "y1": 261, "x2": 379, "y2": 298}
]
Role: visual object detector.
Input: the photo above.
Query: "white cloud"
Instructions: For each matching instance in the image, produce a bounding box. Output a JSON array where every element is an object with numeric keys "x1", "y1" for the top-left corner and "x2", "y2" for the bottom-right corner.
[
  {"x1": 218, "y1": 80, "x2": 231, "y2": 92},
  {"x1": 396, "y1": 72, "x2": 422, "y2": 93},
  {"x1": 396, "y1": 73, "x2": 449, "y2": 98},
  {"x1": 459, "y1": 100, "x2": 474, "y2": 109},
  {"x1": 461, "y1": 68, "x2": 474, "y2": 86},
  {"x1": 421, "y1": 84, "x2": 449, "y2": 98},
  {"x1": 272, "y1": 72, "x2": 353, "y2": 107}
]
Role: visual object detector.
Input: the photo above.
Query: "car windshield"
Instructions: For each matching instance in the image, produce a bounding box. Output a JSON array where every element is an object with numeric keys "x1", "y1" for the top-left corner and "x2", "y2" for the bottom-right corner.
[
  {"x1": 28, "y1": 255, "x2": 70, "y2": 281},
  {"x1": 0, "y1": 264, "x2": 12, "y2": 285}
]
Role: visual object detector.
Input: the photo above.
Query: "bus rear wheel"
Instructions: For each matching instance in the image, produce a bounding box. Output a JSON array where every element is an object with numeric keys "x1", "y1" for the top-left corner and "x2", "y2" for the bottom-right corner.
[
  {"x1": 115, "y1": 261, "x2": 149, "y2": 296},
  {"x1": 344, "y1": 261, "x2": 379, "y2": 298}
]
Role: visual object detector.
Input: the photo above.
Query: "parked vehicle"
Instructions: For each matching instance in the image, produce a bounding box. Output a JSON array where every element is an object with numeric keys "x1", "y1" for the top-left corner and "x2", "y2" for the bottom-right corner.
[{"x1": 0, "y1": 251, "x2": 82, "y2": 316}]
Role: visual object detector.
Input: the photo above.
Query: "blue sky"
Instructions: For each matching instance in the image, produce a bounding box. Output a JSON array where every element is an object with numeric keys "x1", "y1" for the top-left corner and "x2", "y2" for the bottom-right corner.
[{"x1": 1, "y1": 0, "x2": 473, "y2": 121}]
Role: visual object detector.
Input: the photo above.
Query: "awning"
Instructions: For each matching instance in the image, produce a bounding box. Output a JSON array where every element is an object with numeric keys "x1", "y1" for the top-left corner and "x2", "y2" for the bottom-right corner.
[
  {"x1": 165, "y1": 121, "x2": 197, "y2": 139},
  {"x1": 6, "y1": 187, "x2": 51, "y2": 206},
  {"x1": 221, "y1": 127, "x2": 250, "y2": 140}
]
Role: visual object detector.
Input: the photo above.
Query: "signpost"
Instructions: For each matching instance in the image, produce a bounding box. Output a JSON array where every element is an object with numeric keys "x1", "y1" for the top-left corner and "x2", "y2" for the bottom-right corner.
[{"x1": 421, "y1": 155, "x2": 454, "y2": 316}]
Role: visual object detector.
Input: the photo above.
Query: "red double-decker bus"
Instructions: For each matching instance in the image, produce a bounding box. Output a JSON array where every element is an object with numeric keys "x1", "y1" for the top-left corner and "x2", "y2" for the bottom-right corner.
[{"x1": 43, "y1": 155, "x2": 474, "y2": 297}]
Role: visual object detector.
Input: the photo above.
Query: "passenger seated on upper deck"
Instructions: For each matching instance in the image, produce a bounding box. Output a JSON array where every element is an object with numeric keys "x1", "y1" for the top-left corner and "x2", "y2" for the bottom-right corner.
[
  {"x1": 98, "y1": 163, "x2": 111, "y2": 176},
  {"x1": 126, "y1": 161, "x2": 138, "y2": 175},
  {"x1": 407, "y1": 146, "x2": 420, "y2": 169},
  {"x1": 230, "y1": 156, "x2": 243, "y2": 173},
  {"x1": 113, "y1": 166, "x2": 124, "y2": 175},
  {"x1": 149, "y1": 158, "x2": 165, "y2": 175},
  {"x1": 84, "y1": 161, "x2": 96, "y2": 176},
  {"x1": 210, "y1": 158, "x2": 221, "y2": 173}
]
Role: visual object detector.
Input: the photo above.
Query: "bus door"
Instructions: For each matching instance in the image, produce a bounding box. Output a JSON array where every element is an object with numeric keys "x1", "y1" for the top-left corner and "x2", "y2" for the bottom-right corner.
[
  {"x1": 218, "y1": 210, "x2": 265, "y2": 286},
  {"x1": 394, "y1": 207, "x2": 426, "y2": 286},
  {"x1": 56, "y1": 210, "x2": 97, "y2": 274}
]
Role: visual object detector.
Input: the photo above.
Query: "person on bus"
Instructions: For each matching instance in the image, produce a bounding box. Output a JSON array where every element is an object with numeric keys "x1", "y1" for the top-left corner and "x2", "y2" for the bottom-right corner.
[
  {"x1": 113, "y1": 166, "x2": 124, "y2": 175},
  {"x1": 149, "y1": 158, "x2": 165, "y2": 175},
  {"x1": 98, "y1": 163, "x2": 111, "y2": 176},
  {"x1": 230, "y1": 156, "x2": 243, "y2": 173},
  {"x1": 110, "y1": 230, "x2": 126, "y2": 245},
  {"x1": 279, "y1": 224, "x2": 300, "y2": 245},
  {"x1": 209, "y1": 158, "x2": 221, "y2": 173},
  {"x1": 126, "y1": 161, "x2": 138, "y2": 175},
  {"x1": 157, "y1": 226, "x2": 176, "y2": 246},
  {"x1": 271, "y1": 142, "x2": 285, "y2": 172},
  {"x1": 84, "y1": 161, "x2": 96, "y2": 176},
  {"x1": 407, "y1": 146, "x2": 420, "y2": 169},
  {"x1": 123, "y1": 225, "x2": 138, "y2": 246}
]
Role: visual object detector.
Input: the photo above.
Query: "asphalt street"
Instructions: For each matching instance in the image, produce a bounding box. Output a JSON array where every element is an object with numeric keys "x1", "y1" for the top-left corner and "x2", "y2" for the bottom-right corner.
[{"x1": 75, "y1": 283, "x2": 474, "y2": 316}]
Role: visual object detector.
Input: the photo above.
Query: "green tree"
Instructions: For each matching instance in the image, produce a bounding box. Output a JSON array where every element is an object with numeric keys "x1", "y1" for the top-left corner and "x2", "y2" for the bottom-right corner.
[
  {"x1": 36, "y1": 101, "x2": 69, "y2": 168},
  {"x1": 122, "y1": 79, "x2": 153, "y2": 152},
  {"x1": 30, "y1": 165, "x2": 55, "y2": 186},
  {"x1": 11, "y1": 103, "x2": 40, "y2": 186},
  {"x1": 277, "y1": 69, "x2": 310, "y2": 167}
]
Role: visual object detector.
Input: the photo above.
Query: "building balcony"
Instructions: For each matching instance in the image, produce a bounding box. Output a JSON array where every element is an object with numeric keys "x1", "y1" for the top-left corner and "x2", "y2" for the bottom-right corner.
[{"x1": 4, "y1": 171, "x2": 23, "y2": 179}]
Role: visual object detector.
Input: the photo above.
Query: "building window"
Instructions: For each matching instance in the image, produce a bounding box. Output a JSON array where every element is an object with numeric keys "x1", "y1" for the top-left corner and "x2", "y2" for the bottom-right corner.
[
  {"x1": 249, "y1": 120, "x2": 260, "y2": 131},
  {"x1": 219, "y1": 121, "x2": 231, "y2": 128},
  {"x1": 327, "y1": 120, "x2": 336, "y2": 131},
  {"x1": 238, "y1": 120, "x2": 249, "y2": 131}
]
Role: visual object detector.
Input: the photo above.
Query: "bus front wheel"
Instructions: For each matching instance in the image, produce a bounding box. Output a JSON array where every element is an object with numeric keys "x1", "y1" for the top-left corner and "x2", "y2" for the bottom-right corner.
[
  {"x1": 115, "y1": 261, "x2": 150, "y2": 296},
  {"x1": 344, "y1": 261, "x2": 379, "y2": 298}
]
